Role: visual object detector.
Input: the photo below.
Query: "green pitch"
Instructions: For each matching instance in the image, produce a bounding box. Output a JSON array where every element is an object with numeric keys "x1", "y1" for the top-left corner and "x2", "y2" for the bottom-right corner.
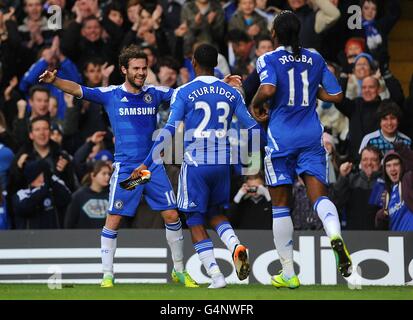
[{"x1": 0, "y1": 284, "x2": 412, "y2": 300}]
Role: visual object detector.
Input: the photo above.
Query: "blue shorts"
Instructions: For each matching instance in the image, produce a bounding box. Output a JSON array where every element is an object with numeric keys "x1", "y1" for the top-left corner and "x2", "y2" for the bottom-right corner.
[
  {"x1": 177, "y1": 163, "x2": 230, "y2": 225},
  {"x1": 264, "y1": 144, "x2": 328, "y2": 187},
  {"x1": 108, "y1": 162, "x2": 176, "y2": 216}
]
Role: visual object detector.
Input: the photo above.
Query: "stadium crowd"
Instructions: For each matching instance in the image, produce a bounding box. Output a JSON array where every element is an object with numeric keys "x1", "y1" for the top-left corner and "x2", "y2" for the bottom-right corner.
[{"x1": 0, "y1": 0, "x2": 412, "y2": 231}]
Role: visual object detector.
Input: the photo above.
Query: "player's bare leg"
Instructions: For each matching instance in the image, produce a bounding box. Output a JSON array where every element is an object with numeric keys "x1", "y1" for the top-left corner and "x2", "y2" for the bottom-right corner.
[
  {"x1": 268, "y1": 185, "x2": 300, "y2": 288},
  {"x1": 189, "y1": 223, "x2": 226, "y2": 288},
  {"x1": 161, "y1": 209, "x2": 199, "y2": 287},
  {"x1": 303, "y1": 174, "x2": 352, "y2": 277},
  {"x1": 209, "y1": 215, "x2": 250, "y2": 281},
  {"x1": 100, "y1": 214, "x2": 123, "y2": 287}
]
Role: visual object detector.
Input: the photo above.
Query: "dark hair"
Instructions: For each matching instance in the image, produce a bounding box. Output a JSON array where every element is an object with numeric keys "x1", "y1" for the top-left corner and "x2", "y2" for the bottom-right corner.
[
  {"x1": 83, "y1": 57, "x2": 105, "y2": 71},
  {"x1": 82, "y1": 15, "x2": 101, "y2": 28},
  {"x1": 360, "y1": 145, "x2": 382, "y2": 161},
  {"x1": 104, "y1": 2, "x2": 124, "y2": 17},
  {"x1": 360, "y1": 0, "x2": 377, "y2": 7},
  {"x1": 256, "y1": 35, "x2": 273, "y2": 46},
  {"x1": 272, "y1": 10, "x2": 301, "y2": 57},
  {"x1": 158, "y1": 56, "x2": 180, "y2": 73},
  {"x1": 140, "y1": 0, "x2": 158, "y2": 14},
  {"x1": 227, "y1": 29, "x2": 251, "y2": 44},
  {"x1": 118, "y1": 45, "x2": 148, "y2": 71},
  {"x1": 377, "y1": 100, "x2": 402, "y2": 122},
  {"x1": 29, "y1": 85, "x2": 50, "y2": 99},
  {"x1": 29, "y1": 115, "x2": 51, "y2": 132},
  {"x1": 194, "y1": 44, "x2": 218, "y2": 70},
  {"x1": 81, "y1": 160, "x2": 112, "y2": 186}
]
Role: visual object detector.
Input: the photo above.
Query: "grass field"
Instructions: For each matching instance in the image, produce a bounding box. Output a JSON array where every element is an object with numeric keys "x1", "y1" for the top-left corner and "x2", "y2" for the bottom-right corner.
[{"x1": 0, "y1": 284, "x2": 412, "y2": 300}]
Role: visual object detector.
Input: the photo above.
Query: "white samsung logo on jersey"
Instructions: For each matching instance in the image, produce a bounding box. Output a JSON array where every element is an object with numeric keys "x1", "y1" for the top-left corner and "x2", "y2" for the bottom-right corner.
[
  {"x1": 278, "y1": 54, "x2": 313, "y2": 65},
  {"x1": 259, "y1": 70, "x2": 268, "y2": 81},
  {"x1": 119, "y1": 107, "x2": 156, "y2": 116},
  {"x1": 121, "y1": 97, "x2": 129, "y2": 102}
]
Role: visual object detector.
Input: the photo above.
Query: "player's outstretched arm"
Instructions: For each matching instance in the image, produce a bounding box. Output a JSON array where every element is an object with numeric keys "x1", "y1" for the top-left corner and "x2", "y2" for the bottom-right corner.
[
  {"x1": 317, "y1": 87, "x2": 343, "y2": 104},
  {"x1": 250, "y1": 84, "x2": 276, "y2": 123},
  {"x1": 39, "y1": 69, "x2": 82, "y2": 98}
]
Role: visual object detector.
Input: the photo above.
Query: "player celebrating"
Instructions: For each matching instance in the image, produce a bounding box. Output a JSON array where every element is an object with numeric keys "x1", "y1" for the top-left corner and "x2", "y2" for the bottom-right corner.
[
  {"x1": 132, "y1": 44, "x2": 262, "y2": 288},
  {"x1": 39, "y1": 45, "x2": 199, "y2": 288},
  {"x1": 250, "y1": 11, "x2": 352, "y2": 289}
]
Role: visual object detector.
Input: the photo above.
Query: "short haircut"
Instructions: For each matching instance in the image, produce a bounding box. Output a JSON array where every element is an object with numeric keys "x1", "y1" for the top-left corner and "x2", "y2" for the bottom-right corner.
[
  {"x1": 83, "y1": 57, "x2": 105, "y2": 71},
  {"x1": 29, "y1": 85, "x2": 50, "y2": 99},
  {"x1": 256, "y1": 35, "x2": 273, "y2": 46},
  {"x1": 360, "y1": 145, "x2": 381, "y2": 160},
  {"x1": 227, "y1": 29, "x2": 251, "y2": 43},
  {"x1": 194, "y1": 44, "x2": 218, "y2": 70},
  {"x1": 360, "y1": 0, "x2": 377, "y2": 7},
  {"x1": 118, "y1": 45, "x2": 148, "y2": 70},
  {"x1": 158, "y1": 56, "x2": 180, "y2": 73},
  {"x1": 29, "y1": 115, "x2": 51, "y2": 132},
  {"x1": 82, "y1": 15, "x2": 101, "y2": 28},
  {"x1": 127, "y1": 0, "x2": 140, "y2": 8},
  {"x1": 377, "y1": 99, "x2": 402, "y2": 121}
]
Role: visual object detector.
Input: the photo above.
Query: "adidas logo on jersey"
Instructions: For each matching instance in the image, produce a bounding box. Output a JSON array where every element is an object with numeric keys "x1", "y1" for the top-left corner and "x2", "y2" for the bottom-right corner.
[
  {"x1": 121, "y1": 97, "x2": 129, "y2": 102},
  {"x1": 278, "y1": 174, "x2": 286, "y2": 181},
  {"x1": 189, "y1": 202, "x2": 197, "y2": 208}
]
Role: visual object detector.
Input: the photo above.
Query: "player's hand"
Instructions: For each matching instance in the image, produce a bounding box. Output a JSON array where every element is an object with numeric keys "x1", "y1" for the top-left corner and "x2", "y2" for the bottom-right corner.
[
  {"x1": 39, "y1": 69, "x2": 57, "y2": 84},
  {"x1": 130, "y1": 164, "x2": 148, "y2": 180},
  {"x1": 223, "y1": 74, "x2": 241, "y2": 89},
  {"x1": 339, "y1": 162, "x2": 353, "y2": 177},
  {"x1": 250, "y1": 104, "x2": 269, "y2": 123}
]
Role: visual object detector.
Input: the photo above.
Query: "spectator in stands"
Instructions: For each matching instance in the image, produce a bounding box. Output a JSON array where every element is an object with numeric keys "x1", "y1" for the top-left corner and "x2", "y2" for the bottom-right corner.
[
  {"x1": 121, "y1": 2, "x2": 170, "y2": 59},
  {"x1": 353, "y1": 0, "x2": 401, "y2": 70},
  {"x1": 9, "y1": 116, "x2": 77, "y2": 197},
  {"x1": 243, "y1": 35, "x2": 274, "y2": 105},
  {"x1": 0, "y1": 75, "x2": 21, "y2": 132},
  {"x1": 323, "y1": 132, "x2": 339, "y2": 184},
  {"x1": 12, "y1": 159, "x2": 71, "y2": 229},
  {"x1": 12, "y1": 86, "x2": 50, "y2": 146},
  {"x1": 228, "y1": 0, "x2": 270, "y2": 41},
  {"x1": 19, "y1": 36, "x2": 82, "y2": 120},
  {"x1": 332, "y1": 145, "x2": 382, "y2": 230},
  {"x1": 64, "y1": 160, "x2": 111, "y2": 228},
  {"x1": 345, "y1": 53, "x2": 390, "y2": 101},
  {"x1": 227, "y1": 29, "x2": 255, "y2": 79},
  {"x1": 0, "y1": 142, "x2": 14, "y2": 189},
  {"x1": 0, "y1": 110, "x2": 18, "y2": 153},
  {"x1": 336, "y1": 72, "x2": 404, "y2": 163},
  {"x1": 359, "y1": 100, "x2": 411, "y2": 157},
  {"x1": 61, "y1": 15, "x2": 116, "y2": 71},
  {"x1": 72, "y1": 130, "x2": 108, "y2": 180},
  {"x1": 229, "y1": 173, "x2": 272, "y2": 229},
  {"x1": 283, "y1": 0, "x2": 340, "y2": 53},
  {"x1": 376, "y1": 144, "x2": 413, "y2": 231},
  {"x1": 18, "y1": 0, "x2": 55, "y2": 56},
  {"x1": 338, "y1": 37, "x2": 365, "y2": 74},
  {"x1": 180, "y1": 0, "x2": 225, "y2": 55}
]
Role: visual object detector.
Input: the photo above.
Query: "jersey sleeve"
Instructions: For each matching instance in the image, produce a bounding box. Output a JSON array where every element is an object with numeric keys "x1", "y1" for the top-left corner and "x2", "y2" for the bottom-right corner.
[
  {"x1": 234, "y1": 91, "x2": 258, "y2": 129},
  {"x1": 256, "y1": 54, "x2": 277, "y2": 86},
  {"x1": 165, "y1": 88, "x2": 186, "y2": 129},
  {"x1": 79, "y1": 85, "x2": 114, "y2": 105},
  {"x1": 321, "y1": 62, "x2": 342, "y2": 95},
  {"x1": 157, "y1": 86, "x2": 174, "y2": 103}
]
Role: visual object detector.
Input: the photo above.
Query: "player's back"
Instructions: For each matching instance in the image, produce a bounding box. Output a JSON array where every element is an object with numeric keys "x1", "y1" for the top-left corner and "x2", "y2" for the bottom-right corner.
[
  {"x1": 257, "y1": 46, "x2": 339, "y2": 151},
  {"x1": 173, "y1": 76, "x2": 250, "y2": 166}
]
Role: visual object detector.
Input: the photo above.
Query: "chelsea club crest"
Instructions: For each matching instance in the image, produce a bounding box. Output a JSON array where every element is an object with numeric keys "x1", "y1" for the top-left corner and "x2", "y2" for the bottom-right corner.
[{"x1": 143, "y1": 93, "x2": 153, "y2": 103}]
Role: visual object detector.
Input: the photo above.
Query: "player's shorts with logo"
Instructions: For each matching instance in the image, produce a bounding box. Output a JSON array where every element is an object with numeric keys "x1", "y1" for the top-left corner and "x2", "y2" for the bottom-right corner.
[
  {"x1": 108, "y1": 162, "x2": 176, "y2": 216},
  {"x1": 264, "y1": 142, "x2": 329, "y2": 187},
  {"x1": 177, "y1": 163, "x2": 230, "y2": 225}
]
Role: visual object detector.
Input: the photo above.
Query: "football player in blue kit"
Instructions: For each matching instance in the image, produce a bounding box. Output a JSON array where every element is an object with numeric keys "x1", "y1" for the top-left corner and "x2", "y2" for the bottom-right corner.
[
  {"x1": 250, "y1": 11, "x2": 352, "y2": 289},
  {"x1": 39, "y1": 45, "x2": 199, "y2": 288},
  {"x1": 132, "y1": 44, "x2": 263, "y2": 288}
]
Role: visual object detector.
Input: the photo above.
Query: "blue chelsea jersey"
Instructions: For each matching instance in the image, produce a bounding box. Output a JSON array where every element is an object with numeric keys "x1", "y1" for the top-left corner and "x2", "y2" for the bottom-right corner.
[
  {"x1": 165, "y1": 76, "x2": 257, "y2": 165},
  {"x1": 80, "y1": 84, "x2": 173, "y2": 163},
  {"x1": 256, "y1": 46, "x2": 342, "y2": 151}
]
